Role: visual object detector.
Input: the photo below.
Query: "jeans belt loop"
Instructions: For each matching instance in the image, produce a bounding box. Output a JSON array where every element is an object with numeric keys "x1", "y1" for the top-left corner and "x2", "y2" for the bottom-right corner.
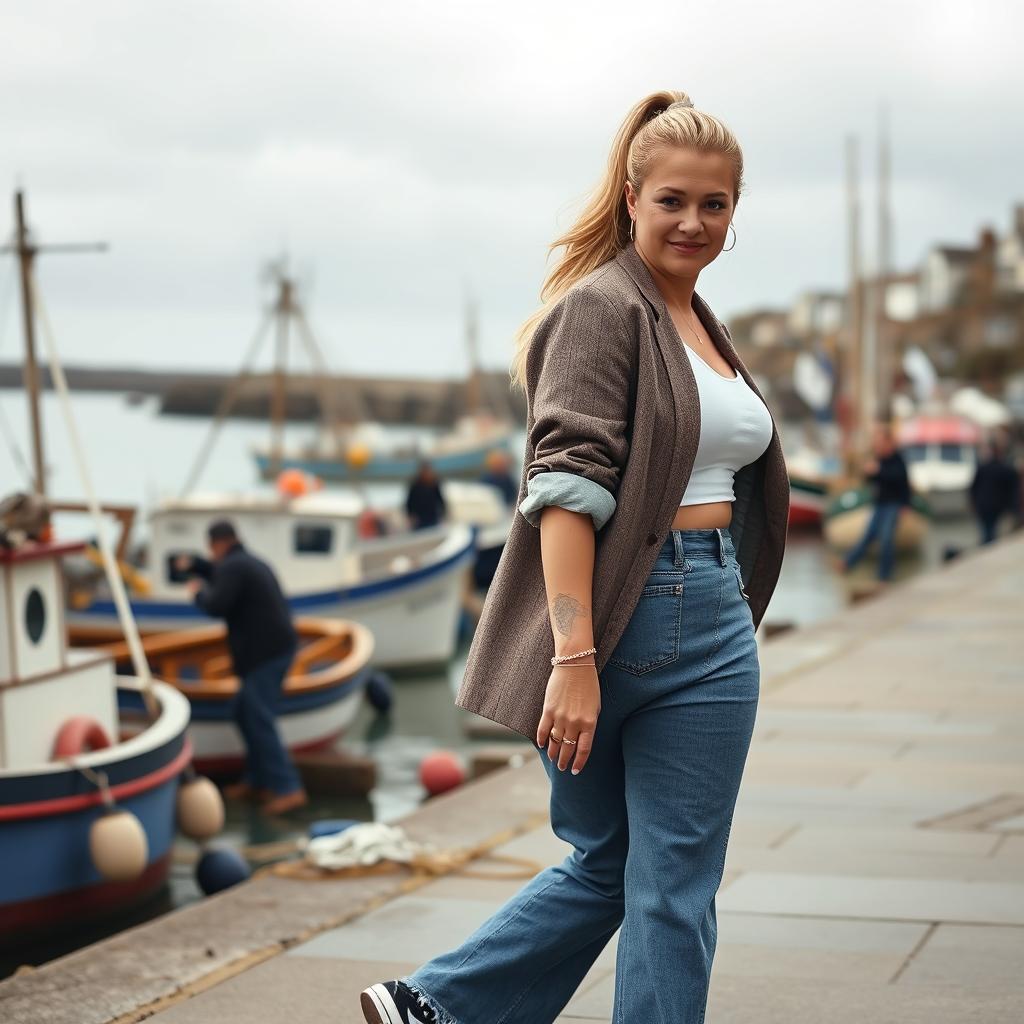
[
  {"x1": 715, "y1": 527, "x2": 727, "y2": 566},
  {"x1": 672, "y1": 530, "x2": 685, "y2": 568}
]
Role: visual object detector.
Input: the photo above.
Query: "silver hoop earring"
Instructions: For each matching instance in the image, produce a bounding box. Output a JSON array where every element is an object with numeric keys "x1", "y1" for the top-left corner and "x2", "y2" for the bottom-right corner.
[
  {"x1": 723, "y1": 223, "x2": 737, "y2": 252},
  {"x1": 629, "y1": 218, "x2": 635, "y2": 242}
]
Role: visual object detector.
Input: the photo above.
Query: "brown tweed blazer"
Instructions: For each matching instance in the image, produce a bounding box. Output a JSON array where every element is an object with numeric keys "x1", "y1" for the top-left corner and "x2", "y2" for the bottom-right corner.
[{"x1": 456, "y1": 241, "x2": 790, "y2": 740}]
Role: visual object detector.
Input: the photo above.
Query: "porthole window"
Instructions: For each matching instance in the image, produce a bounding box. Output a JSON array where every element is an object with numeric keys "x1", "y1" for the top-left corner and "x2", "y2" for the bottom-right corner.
[{"x1": 25, "y1": 587, "x2": 45, "y2": 644}]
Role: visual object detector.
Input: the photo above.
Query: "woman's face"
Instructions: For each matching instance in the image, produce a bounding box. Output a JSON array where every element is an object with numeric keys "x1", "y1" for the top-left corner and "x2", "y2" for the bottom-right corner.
[{"x1": 625, "y1": 146, "x2": 736, "y2": 285}]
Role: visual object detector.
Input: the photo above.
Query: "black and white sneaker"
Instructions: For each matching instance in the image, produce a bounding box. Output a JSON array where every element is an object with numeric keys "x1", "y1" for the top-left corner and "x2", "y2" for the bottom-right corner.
[{"x1": 360, "y1": 980, "x2": 438, "y2": 1024}]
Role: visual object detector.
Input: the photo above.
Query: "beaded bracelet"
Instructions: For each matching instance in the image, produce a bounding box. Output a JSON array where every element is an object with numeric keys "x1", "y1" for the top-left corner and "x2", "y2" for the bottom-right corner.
[{"x1": 551, "y1": 646, "x2": 597, "y2": 666}]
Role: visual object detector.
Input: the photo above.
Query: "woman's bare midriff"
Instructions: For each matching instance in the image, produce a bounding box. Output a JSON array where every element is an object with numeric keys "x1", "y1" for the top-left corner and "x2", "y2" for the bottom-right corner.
[{"x1": 671, "y1": 500, "x2": 732, "y2": 531}]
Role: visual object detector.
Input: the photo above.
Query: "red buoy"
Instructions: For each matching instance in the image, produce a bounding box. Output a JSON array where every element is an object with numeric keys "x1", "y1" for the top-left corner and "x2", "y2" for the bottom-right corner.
[{"x1": 419, "y1": 751, "x2": 465, "y2": 796}]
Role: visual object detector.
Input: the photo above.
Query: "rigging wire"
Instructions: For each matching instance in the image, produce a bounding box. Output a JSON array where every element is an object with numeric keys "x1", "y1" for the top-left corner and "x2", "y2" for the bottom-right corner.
[{"x1": 0, "y1": 262, "x2": 33, "y2": 484}]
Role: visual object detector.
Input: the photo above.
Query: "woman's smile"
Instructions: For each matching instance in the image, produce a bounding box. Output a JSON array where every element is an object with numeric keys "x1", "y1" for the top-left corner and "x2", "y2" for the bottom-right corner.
[{"x1": 668, "y1": 240, "x2": 706, "y2": 255}]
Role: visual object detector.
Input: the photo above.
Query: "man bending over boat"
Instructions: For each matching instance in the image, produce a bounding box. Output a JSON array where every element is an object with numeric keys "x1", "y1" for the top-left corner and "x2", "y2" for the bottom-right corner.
[{"x1": 176, "y1": 519, "x2": 308, "y2": 815}]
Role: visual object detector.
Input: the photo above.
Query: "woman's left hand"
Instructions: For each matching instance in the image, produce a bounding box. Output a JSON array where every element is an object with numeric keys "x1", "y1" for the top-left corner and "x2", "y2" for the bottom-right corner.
[{"x1": 536, "y1": 665, "x2": 600, "y2": 775}]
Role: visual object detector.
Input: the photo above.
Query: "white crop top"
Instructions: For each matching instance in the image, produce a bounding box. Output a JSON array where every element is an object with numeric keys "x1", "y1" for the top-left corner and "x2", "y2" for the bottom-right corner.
[{"x1": 679, "y1": 343, "x2": 774, "y2": 506}]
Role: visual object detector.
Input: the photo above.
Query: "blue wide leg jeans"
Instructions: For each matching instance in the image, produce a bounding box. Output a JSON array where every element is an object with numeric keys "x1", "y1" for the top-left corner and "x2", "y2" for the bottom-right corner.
[{"x1": 405, "y1": 528, "x2": 760, "y2": 1023}]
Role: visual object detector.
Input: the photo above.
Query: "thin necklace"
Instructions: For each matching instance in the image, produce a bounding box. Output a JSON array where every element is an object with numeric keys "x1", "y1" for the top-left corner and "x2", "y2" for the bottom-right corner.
[{"x1": 673, "y1": 306, "x2": 705, "y2": 347}]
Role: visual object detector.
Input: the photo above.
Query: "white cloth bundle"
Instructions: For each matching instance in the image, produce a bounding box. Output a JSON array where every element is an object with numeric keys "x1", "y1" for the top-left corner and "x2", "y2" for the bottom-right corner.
[{"x1": 303, "y1": 822, "x2": 432, "y2": 869}]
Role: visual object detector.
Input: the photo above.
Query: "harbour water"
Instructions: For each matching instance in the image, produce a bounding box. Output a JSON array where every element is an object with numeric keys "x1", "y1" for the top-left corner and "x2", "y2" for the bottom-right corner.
[{"x1": 0, "y1": 388, "x2": 994, "y2": 976}]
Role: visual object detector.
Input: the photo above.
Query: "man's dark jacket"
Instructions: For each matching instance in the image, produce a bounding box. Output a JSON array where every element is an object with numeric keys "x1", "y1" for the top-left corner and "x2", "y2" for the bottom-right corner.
[
  {"x1": 970, "y1": 457, "x2": 1022, "y2": 518},
  {"x1": 868, "y1": 451, "x2": 912, "y2": 505},
  {"x1": 192, "y1": 543, "x2": 297, "y2": 676}
]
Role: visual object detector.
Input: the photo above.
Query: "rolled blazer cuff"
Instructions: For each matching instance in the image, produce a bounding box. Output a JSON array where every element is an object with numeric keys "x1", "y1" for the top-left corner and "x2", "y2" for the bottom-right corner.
[{"x1": 517, "y1": 470, "x2": 616, "y2": 531}]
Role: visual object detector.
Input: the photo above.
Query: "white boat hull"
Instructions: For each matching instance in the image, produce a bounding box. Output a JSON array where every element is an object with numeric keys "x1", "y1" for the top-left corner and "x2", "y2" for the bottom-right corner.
[{"x1": 69, "y1": 532, "x2": 475, "y2": 670}]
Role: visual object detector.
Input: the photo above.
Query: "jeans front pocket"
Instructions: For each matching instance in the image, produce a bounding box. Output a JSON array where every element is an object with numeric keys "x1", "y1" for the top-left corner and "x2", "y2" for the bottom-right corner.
[{"x1": 607, "y1": 581, "x2": 683, "y2": 676}]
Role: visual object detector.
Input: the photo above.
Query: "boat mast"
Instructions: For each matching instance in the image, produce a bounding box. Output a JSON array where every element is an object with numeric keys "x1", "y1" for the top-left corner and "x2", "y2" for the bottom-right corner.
[
  {"x1": 876, "y1": 102, "x2": 893, "y2": 421},
  {"x1": 843, "y1": 136, "x2": 865, "y2": 472},
  {"x1": 14, "y1": 193, "x2": 46, "y2": 496},
  {"x1": 1, "y1": 190, "x2": 105, "y2": 497},
  {"x1": 464, "y1": 285, "x2": 481, "y2": 418},
  {"x1": 269, "y1": 270, "x2": 291, "y2": 477}
]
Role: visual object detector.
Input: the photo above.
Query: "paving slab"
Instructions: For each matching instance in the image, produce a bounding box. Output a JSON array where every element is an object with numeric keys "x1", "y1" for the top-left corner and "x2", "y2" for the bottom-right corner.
[
  {"x1": 895, "y1": 923, "x2": 1024, "y2": 991},
  {"x1": 719, "y1": 872, "x2": 1024, "y2": 925},
  {"x1": 146, "y1": 955, "x2": 418, "y2": 1023}
]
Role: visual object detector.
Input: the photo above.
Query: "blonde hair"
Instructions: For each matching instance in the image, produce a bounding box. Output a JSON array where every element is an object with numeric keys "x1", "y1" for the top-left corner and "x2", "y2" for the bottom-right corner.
[{"x1": 509, "y1": 89, "x2": 745, "y2": 392}]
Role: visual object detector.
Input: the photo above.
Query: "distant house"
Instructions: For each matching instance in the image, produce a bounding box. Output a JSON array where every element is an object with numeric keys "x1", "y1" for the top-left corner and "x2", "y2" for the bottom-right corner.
[
  {"x1": 788, "y1": 291, "x2": 845, "y2": 337},
  {"x1": 918, "y1": 244, "x2": 976, "y2": 312},
  {"x1": 996, "y1": 204, "x2": 1024, "y2": 293},
  {"x1": 727, "y1": 309, "x2": 792, "y2": 349},
  {"x1": 881, "y1": 272, "x2": 920, "y2": 322}
]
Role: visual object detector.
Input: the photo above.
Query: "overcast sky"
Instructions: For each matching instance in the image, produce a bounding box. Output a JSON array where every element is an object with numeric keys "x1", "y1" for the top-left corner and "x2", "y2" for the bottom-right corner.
[{"x1": 1, "y1": 0, "x2": 1021, "y2": 379}]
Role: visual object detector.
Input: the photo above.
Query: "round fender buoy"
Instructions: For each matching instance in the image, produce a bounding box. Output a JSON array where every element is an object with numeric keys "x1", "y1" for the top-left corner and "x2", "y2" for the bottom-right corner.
[
  {"x1": 195, "y1": 846, "x2": 251, "y2": 895},
  {"x1": 419, "y1": 751, "x2": 465, "y2": 796},
  {"x1": 276, "y1": 468, "x2": 310, "y2": 497},
  {"x1": 365, "y1": 671, "x2": 393, "y2": 713},
  {"x1": 90, "y1": 808, "x2": 148, "y2": 881},
  {"x1": 308, "y1": 818, "x2": 361, "y2": 840},
  {"x1": 176, "y1": 776, "x2": 225, "y2": 840},
  {"x1": 52, "y1": 717, "x2": 112, "y2": 759},
  {"x1": 346, "y1": 442, "x2": 372, "y2": 469}
]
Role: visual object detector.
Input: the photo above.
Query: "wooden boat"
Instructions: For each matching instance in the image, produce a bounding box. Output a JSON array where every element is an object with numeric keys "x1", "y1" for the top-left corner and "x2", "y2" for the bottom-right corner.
[
  {"x1": 65, "y1": 491, "x2": 475, "y2": 671},
  {"x1": 822, "y1": 486, "x2": 932, "y2": 553},
  {"x1": 0, "y1": 539, "x2": 191, "y2": 944},
  {"x1": 70, "y1": 617, "x2": 374, "y2": 777}
]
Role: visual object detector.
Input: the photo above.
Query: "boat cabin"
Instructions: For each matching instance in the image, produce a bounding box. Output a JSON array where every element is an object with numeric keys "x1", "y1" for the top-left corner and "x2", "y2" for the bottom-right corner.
[
  {"x1": 0, "y1": 542, "x2": 117, "y2": 768},
  {"x1": 146, "y1": 492, "x2": 365, "y2": 600}
]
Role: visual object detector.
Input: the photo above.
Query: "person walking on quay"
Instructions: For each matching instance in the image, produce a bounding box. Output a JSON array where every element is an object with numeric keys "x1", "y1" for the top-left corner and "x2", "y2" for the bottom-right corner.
[
  {"x1": 968, "y1": 433, "x2": 1022, "y2": 545},
  {"x1": 177, "y1": 519, "x2": 307, "y2": 815},
  {"x1": 405, "y1": 459, "x2": 448, "y2": 530},
  {"x1": 840, "y1": 422, "x2": 911, "y2": 582},
  {"x1": 359, "y1": 89, "x2": 789, "y2": 1024}
]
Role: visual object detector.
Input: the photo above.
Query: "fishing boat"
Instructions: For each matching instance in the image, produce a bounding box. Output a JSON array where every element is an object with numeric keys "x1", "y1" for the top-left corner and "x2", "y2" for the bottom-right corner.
[
  {"x1": 254, "y1": 412, "x2": 515, "y2": 483},
  {"x1": 70, "y1": 617, "x2": 374, "y2": 777},
  {"x1": 65, "y1": 491, "x2": 475, "y2": 670},
  {"x1": 212, "y1": 266, "x2": 517, "y2": 484},
  {"x1": 896, "y1": 413, "x2": 982, "y2": 518},
  {"x1": 0, "y1": 192, "x2": 222, "y2": 947},
  {"x1": 0, "y1": 536, "x2": 192, "y2": 942},
  {"x1": 822, "y1": 486, "x2": 932, "y2": 552}
]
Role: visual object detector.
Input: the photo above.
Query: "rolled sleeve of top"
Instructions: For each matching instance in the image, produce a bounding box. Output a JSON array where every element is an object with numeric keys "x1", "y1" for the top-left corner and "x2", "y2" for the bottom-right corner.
[{"x1": 517, "y1": 284, "x2": 634, "y2": 532}]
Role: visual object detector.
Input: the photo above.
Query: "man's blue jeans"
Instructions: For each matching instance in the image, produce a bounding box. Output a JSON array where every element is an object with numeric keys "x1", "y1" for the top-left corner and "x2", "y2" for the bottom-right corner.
[
  {"x1": 234, "y1": 650, "x2": 302, "y2": 795},
  {"x1": 843, "y1": 500, "x2": 902, "y2": 580},
  {"x1": 404, "y1": 528, "x2": 760, "y2": 1023}
]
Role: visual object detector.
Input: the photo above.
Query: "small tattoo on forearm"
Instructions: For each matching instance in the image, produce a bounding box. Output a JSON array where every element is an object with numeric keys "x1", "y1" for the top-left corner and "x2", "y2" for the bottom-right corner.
[{"x1": 552, "y1": 593, "x2": 589, "y2": 636}]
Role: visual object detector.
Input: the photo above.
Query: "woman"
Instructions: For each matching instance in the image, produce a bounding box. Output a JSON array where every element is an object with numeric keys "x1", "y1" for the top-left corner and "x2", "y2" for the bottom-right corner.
[{"x1": 361, "y1": 89, "x2": 790, "y2": 1024}]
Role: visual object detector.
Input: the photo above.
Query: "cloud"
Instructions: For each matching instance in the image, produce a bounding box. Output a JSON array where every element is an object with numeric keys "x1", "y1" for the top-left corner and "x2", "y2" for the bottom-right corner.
[{"x1": 2, "y1": 0, "x2": 1022, "y2": 373}]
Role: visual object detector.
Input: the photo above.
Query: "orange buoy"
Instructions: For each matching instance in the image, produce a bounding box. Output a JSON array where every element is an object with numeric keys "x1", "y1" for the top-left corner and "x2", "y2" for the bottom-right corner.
[
  {"x1": 419, "y1": 751, "x2": 465, "y2": 796},
  {"x1": 52, "y1": 717, "x2": 112, "y2": 759},
  {"x1": 346, "y1": 442, "x2": 372, "y2": 469},
  {"x1": 276, "y1": 468, "x2": 311, "y2": 497}
]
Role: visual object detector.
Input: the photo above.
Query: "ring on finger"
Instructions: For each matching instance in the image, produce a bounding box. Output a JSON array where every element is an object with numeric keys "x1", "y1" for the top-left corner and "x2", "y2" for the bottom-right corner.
[
  {"x1": 549, "y1": 732, "x2": 563, "y2": 743},
  {"x1": 561, "y1": 737, "x2": 577, "y2": 745}
]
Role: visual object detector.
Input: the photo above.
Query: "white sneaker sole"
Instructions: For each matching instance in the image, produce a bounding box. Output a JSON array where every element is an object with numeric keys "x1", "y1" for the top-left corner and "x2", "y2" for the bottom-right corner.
[{"x1": 359, "y1": 983, "x2": 402, "y2": 1024}]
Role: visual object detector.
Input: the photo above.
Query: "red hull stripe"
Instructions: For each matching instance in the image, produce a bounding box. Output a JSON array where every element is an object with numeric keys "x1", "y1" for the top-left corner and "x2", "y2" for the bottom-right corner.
[
  {"x1": 0, "y1": 739, "x2": 193, "y2": 822},
  {"x1": 0, "y1": 851, "x2": 171, "y2": 940}
]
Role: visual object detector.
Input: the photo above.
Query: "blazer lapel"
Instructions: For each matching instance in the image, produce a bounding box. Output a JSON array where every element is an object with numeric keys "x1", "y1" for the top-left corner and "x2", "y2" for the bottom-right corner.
[{"x1": 614, "y1": 242, "x2": 786, "y2": 517}]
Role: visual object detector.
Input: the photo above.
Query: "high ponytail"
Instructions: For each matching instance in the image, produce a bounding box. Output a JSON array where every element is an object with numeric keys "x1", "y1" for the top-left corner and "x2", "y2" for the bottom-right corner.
[{"x1": 509, "y1": 90, "x2": 744, "y2": 392}]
